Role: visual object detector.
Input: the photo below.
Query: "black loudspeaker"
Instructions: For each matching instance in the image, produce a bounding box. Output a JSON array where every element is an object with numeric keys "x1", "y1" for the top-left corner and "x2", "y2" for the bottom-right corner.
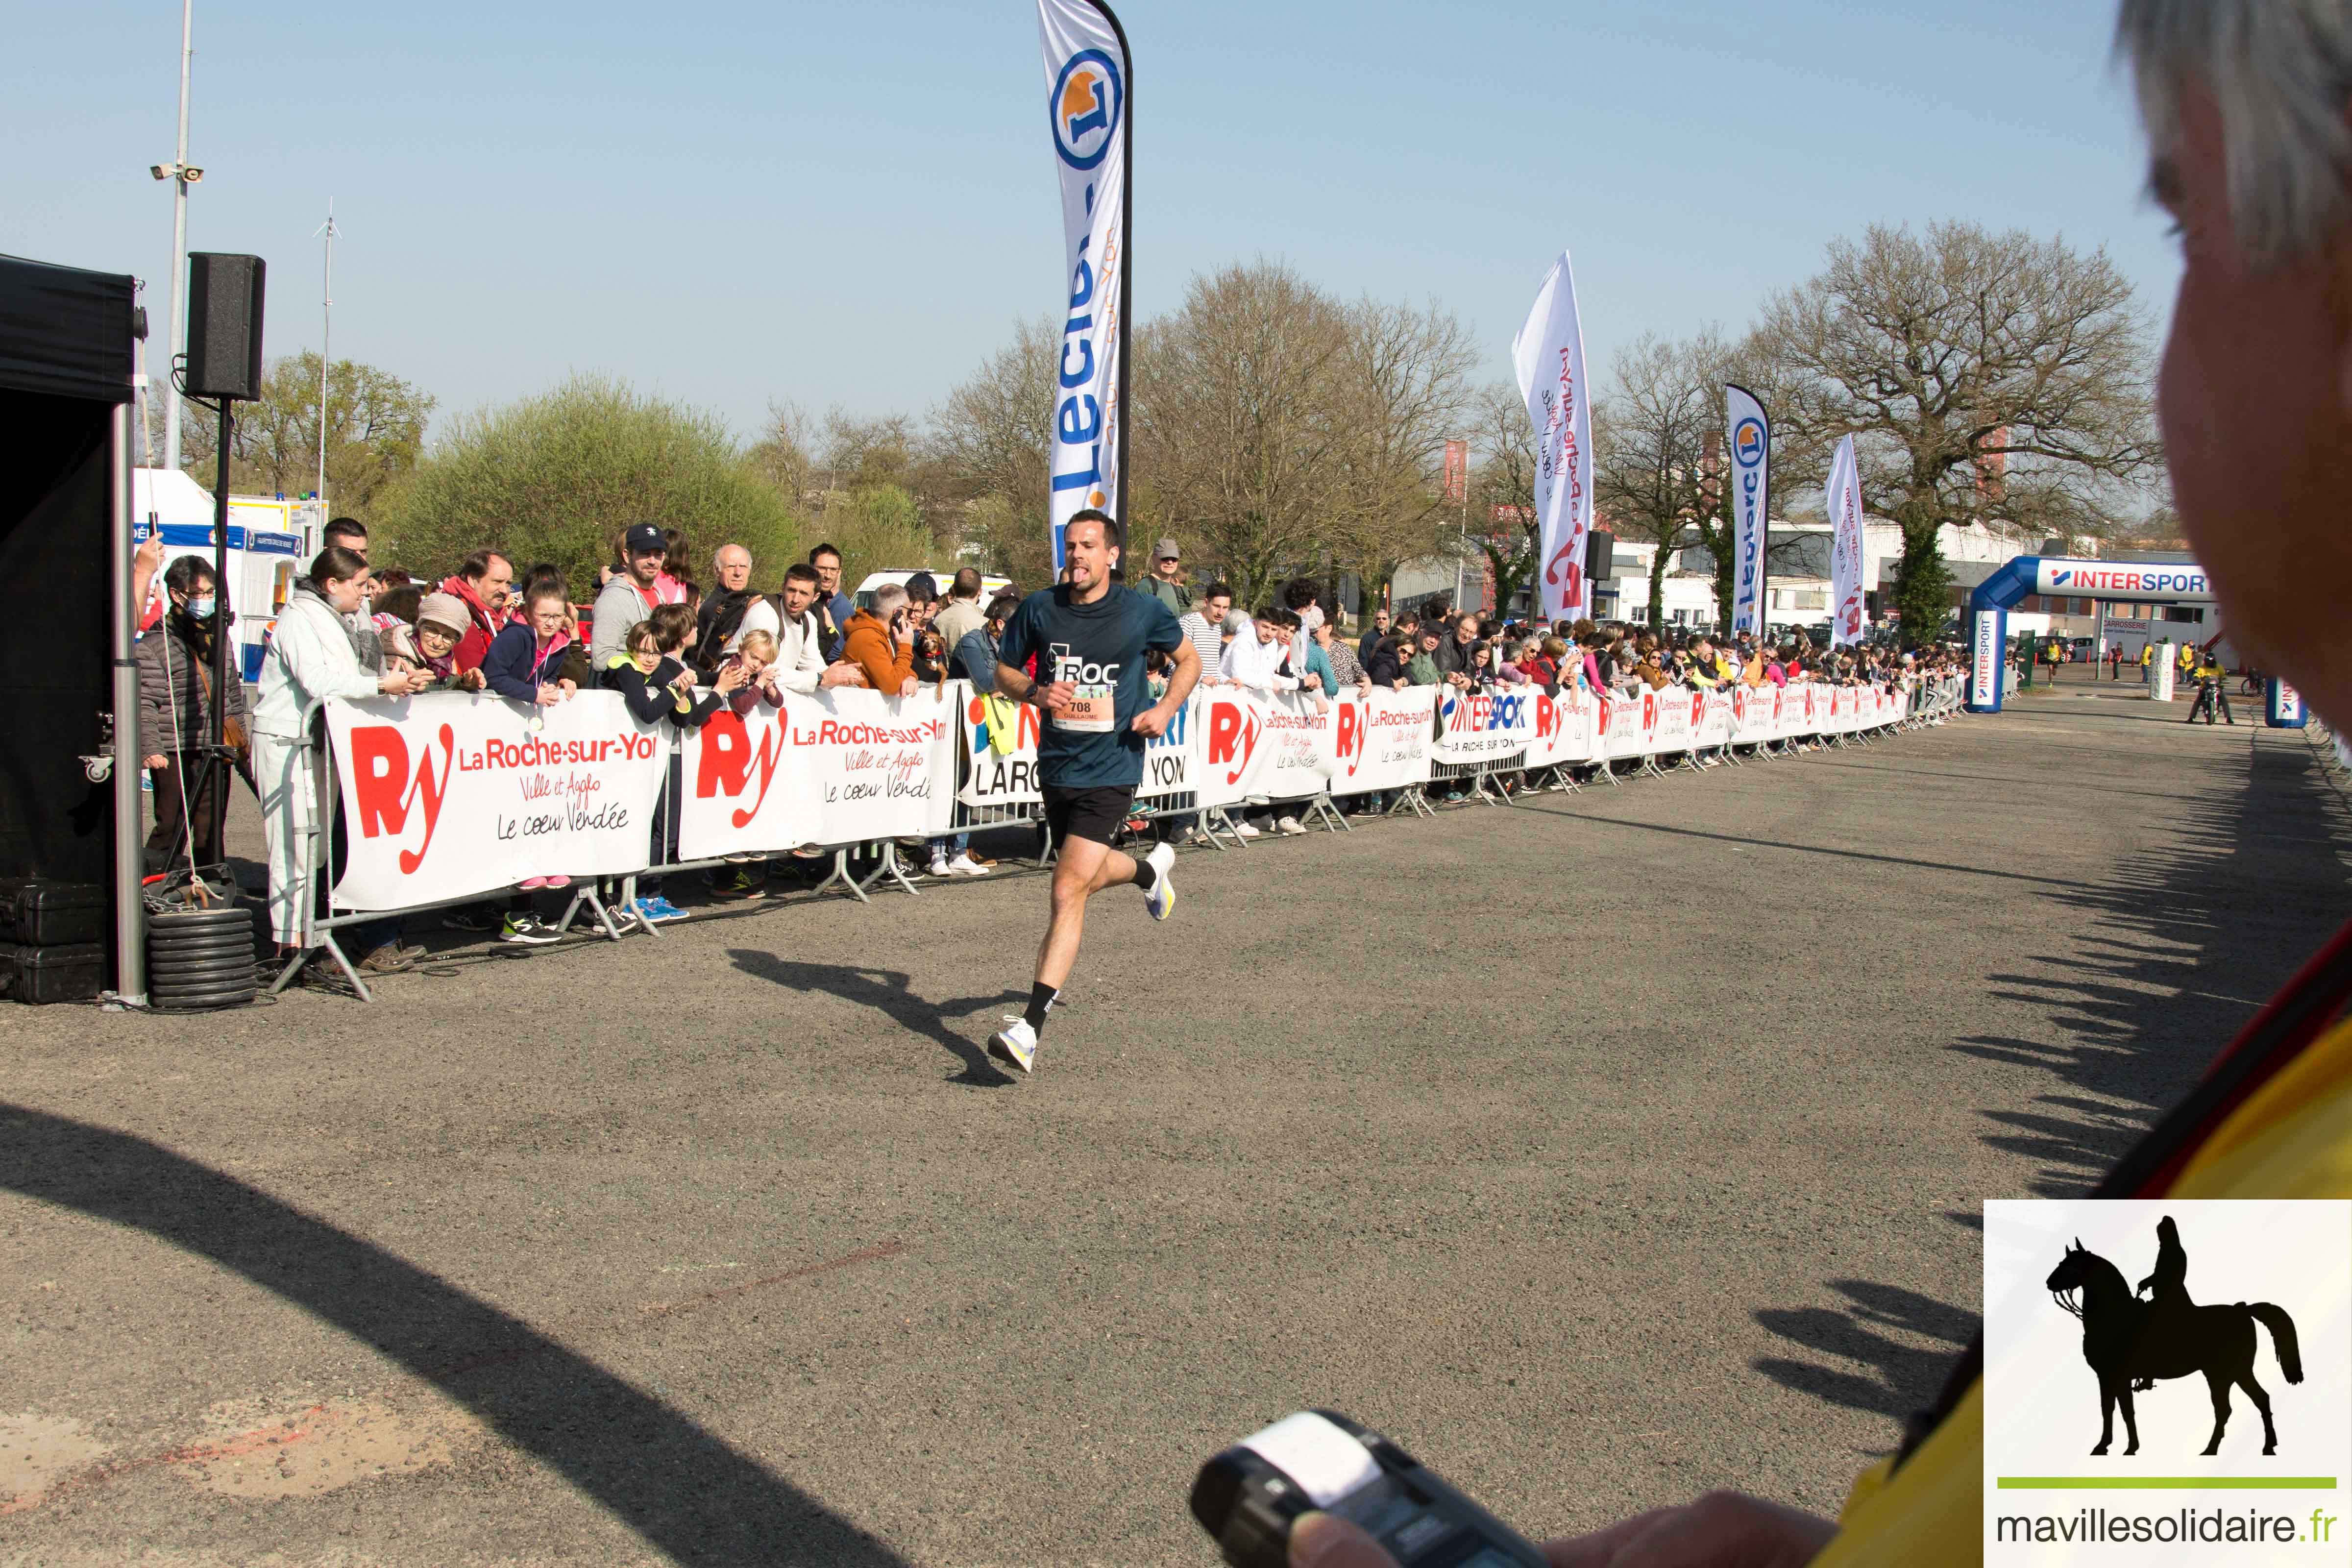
[
  {"x1": 185, "y1": 252, "x2": 266, "y2": 400},
  {"x1": 1585, "y1": 528, "x2": 1616, "y2": 583}
]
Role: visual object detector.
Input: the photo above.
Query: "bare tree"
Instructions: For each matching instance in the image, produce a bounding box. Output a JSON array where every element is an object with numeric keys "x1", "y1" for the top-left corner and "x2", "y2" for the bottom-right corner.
[
  {"x1": 742, "y1": 401, "x2": 817, "y2": 512},
  {"x1": 1464, "y1": 382, "x2": 1540, "y2": 616},
  {"x1": 1593, "y1": 332, "x2": 1729, "y2": 628},
  {"x1": 1129, "y1": 262, "x2": 1355, "y2": 611},
  {"x1": 1318, "y1": 298, "x2": 1477, "y2": 612},
  {"x1": 928, "y1": 315, "x2": 1058, "y2": 586},
  {"x1": 1751, "y1": 221, "x2": 2160, "y2": 642}
]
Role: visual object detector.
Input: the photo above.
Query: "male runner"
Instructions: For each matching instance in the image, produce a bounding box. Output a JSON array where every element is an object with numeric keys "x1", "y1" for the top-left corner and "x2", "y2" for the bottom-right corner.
[{"x1": 986, "y1": 510, "x2": 1200, "y2": 1074}]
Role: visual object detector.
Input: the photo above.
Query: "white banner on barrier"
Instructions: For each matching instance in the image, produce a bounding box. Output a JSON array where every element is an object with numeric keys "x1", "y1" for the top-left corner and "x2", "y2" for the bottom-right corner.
[
  {"x1": 1434, "y1": 686, "x2": 1534, "y2": 764},
  {"x1": 1650, "y1": 686, "x2": 1696, "y2": 753},
  {"x1": 328, "y1": 691, "x2": 667, "y2": 911},
  {"x1": 678, "y1": 686, "x2": 956, "y2": 859},
  {"x1": 1196, "y1": 690, "x2": 1269, "y2": 809},
  {"x1": 1522, "y1": 688, "x2": 1596, "y2": 769},
  {"x1": 1258, "y1": 691, "x2": 1333, "y2": 802},
  {"x1": 1731, "y1": 683, "x2": 1779, "y2": 746},
  {"x1": 1327, "y1": 686, "x2": 1438, "y2": 793},
  {"x1": 1600, "y1": 691, "x2": 1649, "y2": 760},
  {"x1": 1139, "y1": 691, "x2": 1199, "y2": 802},
  {"x1": 1698, "y1": 689, "x2": 1734, "y2": 749}
]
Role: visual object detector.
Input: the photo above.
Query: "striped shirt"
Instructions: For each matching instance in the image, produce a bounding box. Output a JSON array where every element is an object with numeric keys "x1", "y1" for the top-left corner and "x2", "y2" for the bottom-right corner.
[{"x1": 1177, "y1": 610, "x2": 1225, "y2": 676}]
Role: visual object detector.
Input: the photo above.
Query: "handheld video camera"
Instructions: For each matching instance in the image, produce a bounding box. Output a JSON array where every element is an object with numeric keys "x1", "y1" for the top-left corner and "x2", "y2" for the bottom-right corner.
[{"x1": 1190, "y1": 1410, "x2": 1547, "y2": 1568}]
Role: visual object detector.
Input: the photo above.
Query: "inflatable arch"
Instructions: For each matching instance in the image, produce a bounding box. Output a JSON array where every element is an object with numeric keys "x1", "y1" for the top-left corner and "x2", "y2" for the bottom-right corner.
[{"x1": 1965, "y1": 556, "x2": 2216, "y2": 713}]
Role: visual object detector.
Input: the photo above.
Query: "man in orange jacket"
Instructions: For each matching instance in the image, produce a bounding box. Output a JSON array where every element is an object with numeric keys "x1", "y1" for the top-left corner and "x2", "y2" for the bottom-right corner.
[
  {"x1": 841, "y1": 582, "x2": 917, "y2": 697},
  {"x1": 1292, "y1": 4, "x2": 2352, "y2": 1563}
]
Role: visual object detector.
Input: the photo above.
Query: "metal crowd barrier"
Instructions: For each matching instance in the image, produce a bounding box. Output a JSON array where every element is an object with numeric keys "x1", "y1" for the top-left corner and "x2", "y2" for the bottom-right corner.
[{"x1": 261, "y1": 675, "x2": 1974, "y2": 1002}]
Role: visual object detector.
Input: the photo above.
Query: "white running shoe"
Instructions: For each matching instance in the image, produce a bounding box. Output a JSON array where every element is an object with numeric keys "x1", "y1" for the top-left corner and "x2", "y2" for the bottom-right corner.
[
  {"x1": 1275, "y1": 815, "x2": 1305, "y2": 835},
  {"x1": 949, "y1": 853, "x2": 991, "y2": 876},
  {"x1": 1233, "y1": 820, "x2": 1262, "y2": 838},
  {"x1": 929, "y1": 854, "x2": 952, "y2": 877},
  {"x1": 1142, "y1": 841, "x2": 1176, "y2": 921},
  {"x1": 988, "y1": 1016, "x2": 1037, "y2": 1075}
]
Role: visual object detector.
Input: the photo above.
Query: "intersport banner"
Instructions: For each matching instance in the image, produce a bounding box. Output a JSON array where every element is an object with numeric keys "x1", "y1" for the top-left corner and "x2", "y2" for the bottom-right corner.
[
  {"x1": 677, "y1": 687, "x2": 956, "y2": 859},
  {"x1": 326, "y1": 691, "x2": 666, "y2": 911},
  {"x1": 1434, "y1": 686, "x2": 1533, "y2": 765},
  {"x1": 1725, "y1": 384, "x2": 1770, "y2": 637},
  {"x1": 1512, "y1": 251, "x2": 1593, "y2": 621},
  {"x1": 1826, "y1": 433, "x2": 1866, "y2": 647},
  {"x1": 1038, "y1": 0, "x2": 1130, "y2": 570}
]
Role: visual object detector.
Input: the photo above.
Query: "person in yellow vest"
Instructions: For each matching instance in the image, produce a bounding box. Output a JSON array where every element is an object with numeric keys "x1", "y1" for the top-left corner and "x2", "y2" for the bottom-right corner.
[{"x1": 1290, "y1": 6, "x2": 2352, "y2": 1564}]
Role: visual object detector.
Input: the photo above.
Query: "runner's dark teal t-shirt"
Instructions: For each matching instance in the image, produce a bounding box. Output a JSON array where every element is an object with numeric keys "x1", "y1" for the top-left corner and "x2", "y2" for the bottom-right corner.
[{"x1": 995, "y1": 584, "x2": 1183, "y2": 789}]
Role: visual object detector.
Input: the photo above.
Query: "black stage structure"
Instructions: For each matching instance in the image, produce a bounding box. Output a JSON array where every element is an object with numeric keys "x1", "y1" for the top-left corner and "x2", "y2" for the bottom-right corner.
[{"x1": 0, "y1": 253, "x2": 146, "y2": 999}]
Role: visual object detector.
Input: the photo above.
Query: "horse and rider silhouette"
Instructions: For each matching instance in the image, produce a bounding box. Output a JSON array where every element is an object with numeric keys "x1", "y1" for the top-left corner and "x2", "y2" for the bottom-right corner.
[{"x1": 2046, "y1": 1217, "x2": 2303, "y2": 1456}]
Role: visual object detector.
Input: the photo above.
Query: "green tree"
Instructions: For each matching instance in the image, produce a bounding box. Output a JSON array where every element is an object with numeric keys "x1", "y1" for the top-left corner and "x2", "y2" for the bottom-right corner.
[
  {"x1": 177, "y1": 352, "x2": 433, "y2": 515},
  {"x1": 373, "y1": 375, "x2": 799, "y2": 594}
]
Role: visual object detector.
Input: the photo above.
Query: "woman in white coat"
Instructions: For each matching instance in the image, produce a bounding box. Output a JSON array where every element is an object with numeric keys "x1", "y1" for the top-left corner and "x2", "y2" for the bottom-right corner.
[{"x1": 250, "y1": 545, "x2": 430, "y2": 969}]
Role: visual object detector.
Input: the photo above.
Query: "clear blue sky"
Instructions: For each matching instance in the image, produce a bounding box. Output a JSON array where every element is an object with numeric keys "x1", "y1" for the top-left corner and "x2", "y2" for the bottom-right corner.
[{"x1": 10, "y1": 0, "x2": 2174, "y2": 444}]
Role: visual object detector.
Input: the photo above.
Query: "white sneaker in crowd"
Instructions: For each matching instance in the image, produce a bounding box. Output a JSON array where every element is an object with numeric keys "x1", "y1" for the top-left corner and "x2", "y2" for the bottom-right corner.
[
  {"x1": 949, "y1": 853, "x2": 991, "y2": 876},
  {"x1": 1275, "y1": 816, "x2": 1305, "y2": 835},
  {"x1": 930, "y1": 854, "x2": 953, "y2": 877},
  {"x1": 988, "y1": 1016, "x2": 1037, "y2": 1075},
  {"x1": 1142, "y1": 840, "x2": 1176, "y2": 921},
  {"x1": 1233, "y1": 820, "x2": 1262, "y2": 838}
]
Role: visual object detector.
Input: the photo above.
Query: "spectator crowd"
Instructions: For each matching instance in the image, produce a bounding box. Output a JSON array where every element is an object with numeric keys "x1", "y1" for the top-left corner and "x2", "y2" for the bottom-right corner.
[{"x1": 134, "y1": 521, "x2": 1965, "y2": 979}]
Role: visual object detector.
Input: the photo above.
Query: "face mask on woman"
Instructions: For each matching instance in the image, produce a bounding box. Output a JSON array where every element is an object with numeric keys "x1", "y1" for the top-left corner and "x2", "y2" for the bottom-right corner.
[{"x1": 186, "y1": 595, "x2": 216, "y2": 619}]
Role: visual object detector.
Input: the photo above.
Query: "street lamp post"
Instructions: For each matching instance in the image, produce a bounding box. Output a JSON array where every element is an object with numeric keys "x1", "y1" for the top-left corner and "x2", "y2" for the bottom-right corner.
[
  {"x1": 155, "y1": 0, "x2": 197, "y2": 473},
  {"x1": 314, "y1": 200, "x2": 338, "y2": 507}
]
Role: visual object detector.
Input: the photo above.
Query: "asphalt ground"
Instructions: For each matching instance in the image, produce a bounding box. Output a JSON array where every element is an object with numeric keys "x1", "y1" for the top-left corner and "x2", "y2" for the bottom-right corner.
[{"x1": 5, "y1": 667, "x2": 2349, "y2": 1566}]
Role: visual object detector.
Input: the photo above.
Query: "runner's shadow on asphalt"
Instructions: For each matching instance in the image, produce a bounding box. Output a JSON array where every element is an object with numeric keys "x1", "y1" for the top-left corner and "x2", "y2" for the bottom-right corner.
[
  {"x1": 0, "y1": 1103, "x2": 910, "y2": 1567},
  {"x1": 725, "y1": 951, "x2": 1021, "y2": 1087},
  {"x1": 1752, "y1": 1278, "x2": 1981, "y2": 1426}
]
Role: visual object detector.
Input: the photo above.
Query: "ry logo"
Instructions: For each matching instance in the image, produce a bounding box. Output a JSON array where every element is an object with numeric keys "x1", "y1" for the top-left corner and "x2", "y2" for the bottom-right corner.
[
  {"x1": 1334, "y1": 702, "x2": 1364, "y2": 776},
  {"x1": 347, "y1": 722, "x2": 455, "y2": 875},
  {"x1": 695, "y1": 710, "x2": 789, "y2": 828},
  {"x1": 1206, "y1": 699, "x2": 1261, "y2": 784},
  {"x1": 1050, "y1": 49, "x2": 1123, "y2": 171}
]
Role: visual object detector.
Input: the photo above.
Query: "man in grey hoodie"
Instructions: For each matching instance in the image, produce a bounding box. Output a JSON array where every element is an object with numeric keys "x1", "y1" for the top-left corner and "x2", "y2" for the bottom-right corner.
[{"x1": 592, "y1": 523, "x2": 668, "y2": 665}]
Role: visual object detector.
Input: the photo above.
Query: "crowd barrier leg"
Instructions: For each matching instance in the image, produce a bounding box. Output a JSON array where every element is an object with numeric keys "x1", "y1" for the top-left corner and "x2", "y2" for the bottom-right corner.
[
  {"x1": 811, "y1": 849, "x2": 872, "y2": 904},
  {"x1": 857, "y1": 844, "x2": 923, "y2": 898},
  {"x1": 1202, "y1": 807, "x2": 1247, "y2": 848},
  {"x1": 1305, "y1": 791, "x2": 1350, "y2": 833}
]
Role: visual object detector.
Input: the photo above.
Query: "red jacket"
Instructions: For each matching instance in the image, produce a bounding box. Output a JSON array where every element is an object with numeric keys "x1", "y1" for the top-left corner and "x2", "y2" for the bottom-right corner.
[{"x1": 440, "y1": 574, "x2": 509, "y2": 673}]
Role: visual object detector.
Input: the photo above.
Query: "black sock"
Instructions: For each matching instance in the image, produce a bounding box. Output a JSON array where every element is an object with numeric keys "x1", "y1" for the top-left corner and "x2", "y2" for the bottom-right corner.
[
  {"x1": 1132, "y1": 855, "x2": 1159, "y2": 894},
  {"x1": 1024, "y1": 981, "x2": 1059, "y2": 1033}
]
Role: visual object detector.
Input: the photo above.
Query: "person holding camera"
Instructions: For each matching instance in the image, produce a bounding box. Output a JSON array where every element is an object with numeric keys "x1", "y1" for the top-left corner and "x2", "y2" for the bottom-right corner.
[{"x1": 842, "y1": 583, "x2": 919, "y2": 697}]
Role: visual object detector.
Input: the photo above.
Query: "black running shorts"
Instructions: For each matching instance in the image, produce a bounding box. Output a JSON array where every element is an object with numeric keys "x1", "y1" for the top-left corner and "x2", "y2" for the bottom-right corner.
[{"x1": 1042, "y1": 784, "x2": 1137, "y2": 849}]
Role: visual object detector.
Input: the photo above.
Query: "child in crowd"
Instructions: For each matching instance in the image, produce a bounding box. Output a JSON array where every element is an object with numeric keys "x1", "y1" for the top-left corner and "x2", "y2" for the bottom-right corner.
[
  {"x1": 482, "y1": 583, "x2": 579, "y2": 708},
  {"x1": 712, "y1": 629, "x2": 783, "y2": 715}
]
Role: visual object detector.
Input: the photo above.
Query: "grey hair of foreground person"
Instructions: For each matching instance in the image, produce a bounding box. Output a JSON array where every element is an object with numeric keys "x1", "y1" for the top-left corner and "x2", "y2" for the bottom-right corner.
[
  {"x1": 868, "y1": 583, "x2": 908, "y2": 619},
  {"x1": 2116, "y1": 0, "x2": 2352, "y2": 264}
]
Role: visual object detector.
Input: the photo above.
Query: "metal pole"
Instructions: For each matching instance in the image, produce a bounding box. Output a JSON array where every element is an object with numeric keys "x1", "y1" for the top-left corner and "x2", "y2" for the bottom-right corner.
[
  {"x1": 316, "y1": 199, "x2": 335, "y2": 506},
  {"x1": 163, "y1": 0, "x2": 193, "y2": 473},
  {"x1": 110, "y1": 405, "x2": 148, "y2": 1004},
  {"x1": 210, "y1": 400, "x2": 233, "y2": 863}
]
